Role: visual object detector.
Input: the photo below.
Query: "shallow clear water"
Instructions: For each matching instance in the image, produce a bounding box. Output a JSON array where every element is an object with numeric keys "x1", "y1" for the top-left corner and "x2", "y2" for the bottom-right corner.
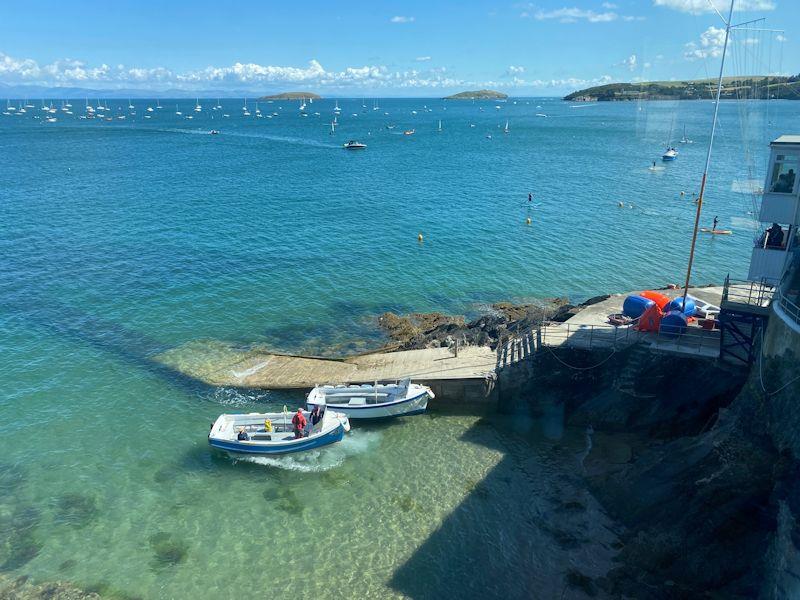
[{"x1": 1, "y1": 97, "x2": 797, "y2": 598}]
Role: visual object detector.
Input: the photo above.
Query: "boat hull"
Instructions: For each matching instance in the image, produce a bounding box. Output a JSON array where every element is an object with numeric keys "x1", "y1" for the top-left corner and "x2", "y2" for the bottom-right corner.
[
  {"x1": 209, "y1": 423, "x2": 345, "y2": 455},
  {"x1": 308, "y1": 390, "x2": 430, "y2": 420}
]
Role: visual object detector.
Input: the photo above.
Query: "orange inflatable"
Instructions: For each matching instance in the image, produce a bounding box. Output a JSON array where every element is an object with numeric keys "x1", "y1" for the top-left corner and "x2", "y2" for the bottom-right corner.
[
  {"x1": 636, "y1": 303, "x2": 663, "y2": 332},
  {"x1": 639, "y1": 290, "x2": 670, "y2": 310}
]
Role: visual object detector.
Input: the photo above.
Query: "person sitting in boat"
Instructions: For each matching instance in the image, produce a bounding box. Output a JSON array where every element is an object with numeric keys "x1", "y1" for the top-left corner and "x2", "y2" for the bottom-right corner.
[
  {"x1": 291, "y1": 408, "x2": 307, "y2": 439},
  {"x1": 264, "y1": 419, "x2": 272, "y2": 433},
  {"x1": 237, "y1": 427, "x2": 249, "y2": 441},
  {"x1": 766, "y1": 223, "x2": 784, "y2": 248}
]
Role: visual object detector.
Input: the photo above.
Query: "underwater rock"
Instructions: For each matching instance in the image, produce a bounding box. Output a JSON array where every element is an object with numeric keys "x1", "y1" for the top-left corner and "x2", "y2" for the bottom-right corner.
[
  {"x1": 59, "y1": 559, "x2": 77, "y2": 571},
  {"x1": 565, "y1": 569, "x2": 598, "y2": 597},
  {"x1": 262, "y1": 488, "x2": 304, "y2": 516},
  {"x1": 0, "y1": 463, "x2": 26, "y2": 500},
  {"x1": 55, "y1": 493, "x2": 98, "y2": 528},
  {"x1": 0, "y1": 506, "x2": 43, "y2": 571},
  {"x1": 148, "y1": 532, "x2": 188, "y2": 568},
  {"x1": 0, "y1": 573, "x2": 103, "y2": 599}
]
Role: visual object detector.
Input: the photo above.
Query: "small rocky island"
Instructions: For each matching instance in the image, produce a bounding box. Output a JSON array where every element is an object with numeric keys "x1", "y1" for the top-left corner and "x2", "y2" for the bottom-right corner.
[
  {"x1": 443, "y1": 89, "x2": 508, "y2": 100},
  {"x1": 258, "y1": 92, "x2": 322, "y2": 100}
]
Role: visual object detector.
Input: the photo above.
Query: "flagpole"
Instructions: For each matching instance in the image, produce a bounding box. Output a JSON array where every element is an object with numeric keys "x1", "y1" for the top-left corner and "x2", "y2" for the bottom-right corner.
[{"x1": 682, "y1": 0, "x2": 736, "y2": 305}]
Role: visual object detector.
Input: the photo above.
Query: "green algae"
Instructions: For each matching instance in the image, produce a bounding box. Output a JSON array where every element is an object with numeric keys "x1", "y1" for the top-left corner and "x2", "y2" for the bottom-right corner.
[
  {"x1": 149, "y1": 532, "x2": 188, "y2": 568},
  {"x1": 55, "y1": 493, "x2": 98, "y2": 528},
  {"x1": 0, "y1": 506, "x2": 43, "y2": 571},
  {"x1": 263, "y1": 488, "x2": 305, "y2": 516}
]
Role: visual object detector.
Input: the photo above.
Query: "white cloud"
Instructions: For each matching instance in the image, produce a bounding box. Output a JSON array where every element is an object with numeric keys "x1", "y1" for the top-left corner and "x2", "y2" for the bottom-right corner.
[
  {"x1": 530, "y1": 7, "x2": 618, "y2": 22},
  {"x1": 620, "y1": 54, "x2": 637, "y2": 71},
  {"x1": 0, "y1": 51, "x2": 615, "y2": 93},
  {"x1": 741, "y1": 37, "x2": 759, "y2": 45},
  {"x1": 415, "y1": 56, "x2": 432, "y2": 62},
  {"x1": 390, "y1": 15, "x2": 415, "y2": 23},
  {"x1": 520, "y1": 4, "x2": 643, "y2": 22},
  {"x1": 654, "y1": 0, "x2": 775, "y2": 15},
  {"x1": 776, "y1": 34, "x2": 787, "y2": 42},
  {"x1": 684, "y1": 26, "x2": 727, "y2": 60}
]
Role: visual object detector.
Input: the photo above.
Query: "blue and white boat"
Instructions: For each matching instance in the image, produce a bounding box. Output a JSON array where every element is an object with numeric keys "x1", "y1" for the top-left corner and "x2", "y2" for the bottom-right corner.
[
  {"x1": 208, "y1": 408, "x2": 350, "y2": 455},
  {"x1": 306, "y1": 379, "x2": 433, "y2": 420},
  {"x1": 662, "y1": 147, "x2": 678, "y2": 161}
]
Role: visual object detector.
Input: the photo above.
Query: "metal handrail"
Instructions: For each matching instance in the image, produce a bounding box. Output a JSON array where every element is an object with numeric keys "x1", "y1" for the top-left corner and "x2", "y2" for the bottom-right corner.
[
  {"x1": 776, "y1": 287, "x2": 800, "y2": 326},
  {"x1": 722, "y1": 275, "x2": 774, "y2": 307}
]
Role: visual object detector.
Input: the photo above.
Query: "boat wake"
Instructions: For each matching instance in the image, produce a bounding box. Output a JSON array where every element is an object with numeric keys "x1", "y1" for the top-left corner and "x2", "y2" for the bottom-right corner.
[
  {"x1": 219, "y1": 131, "x2": 341, "y2": 149},
  {"x1": 236, "y1": 429, "x2": 382, "y2": 472},
  {"x1": 208, "y1": 386, "x2": 272, "y2": 406}
]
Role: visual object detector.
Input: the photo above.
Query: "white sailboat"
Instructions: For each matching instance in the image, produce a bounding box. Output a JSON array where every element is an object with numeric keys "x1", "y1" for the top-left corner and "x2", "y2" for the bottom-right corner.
[
  {"x1": 504, "y1": 119, "x2": 509, "y2": 134},
  {"x1": 680, "y1": 124, "x2": 693, "y2": 144},
  {"x1": 175, "y1": 104, "x2": 182, "y2": 116},
  {"x1": 128, "y1": 99, "x2": 134, "y2": 110},
  {"x1": 156, "y1": 99, "x2": 162, "y2": 109},
  {"x1": 194, "y1": 98, "x2": 202, "y2": 112},
  {"x1": 438, "y1": 119, "x2": 442, "y2": 132},
  {"x1": 333, "y1": 100, "x2": 341, "y2": 113}
]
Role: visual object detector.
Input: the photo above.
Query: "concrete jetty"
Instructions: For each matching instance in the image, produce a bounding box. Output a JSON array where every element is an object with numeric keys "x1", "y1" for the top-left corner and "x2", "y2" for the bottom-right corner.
[{"x1": 157, "y1": 284, "x2": 752, "y2": 395}]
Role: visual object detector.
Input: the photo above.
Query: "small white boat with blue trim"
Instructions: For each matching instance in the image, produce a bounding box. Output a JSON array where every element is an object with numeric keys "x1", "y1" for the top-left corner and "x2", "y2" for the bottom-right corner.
[
  {"x1": 208, "y1": 408, "x2": 350, "y2": 455},
  {"x1": 306, "y1": 379, "x2": 433, "y2": 420}
]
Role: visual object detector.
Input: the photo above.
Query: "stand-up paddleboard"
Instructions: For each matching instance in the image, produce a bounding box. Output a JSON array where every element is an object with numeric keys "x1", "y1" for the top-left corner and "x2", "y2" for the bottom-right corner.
[{"x1": 700, "y1": 228, "x2": 732, "y2": 235}]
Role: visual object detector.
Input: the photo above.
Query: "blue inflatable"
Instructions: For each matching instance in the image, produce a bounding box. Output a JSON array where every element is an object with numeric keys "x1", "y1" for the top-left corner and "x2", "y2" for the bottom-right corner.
[
  {"x1": 622, "y1": 295, "x2": 654, "y2": 319},
  {"x1": 660, "y1": 311, "x2": 688, "y2": 338},
  {"x1": 665, "y1": 297, "x2": 696, "y2": 318}
]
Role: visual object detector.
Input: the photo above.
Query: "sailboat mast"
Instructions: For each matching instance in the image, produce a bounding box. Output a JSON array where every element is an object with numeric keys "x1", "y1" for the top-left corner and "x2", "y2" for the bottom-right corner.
[{"x1": 681, "y1": 0, "x2": 735, "y2": 305}]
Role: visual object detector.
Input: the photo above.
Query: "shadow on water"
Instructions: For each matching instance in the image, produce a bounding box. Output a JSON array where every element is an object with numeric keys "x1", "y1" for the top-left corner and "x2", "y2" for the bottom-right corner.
[
  {"x1": 389, "y1": 412, "x2": 610, "y2": 600},
  {"x1": 1, "y1": 293, "x2": 221, "y2": 398}
]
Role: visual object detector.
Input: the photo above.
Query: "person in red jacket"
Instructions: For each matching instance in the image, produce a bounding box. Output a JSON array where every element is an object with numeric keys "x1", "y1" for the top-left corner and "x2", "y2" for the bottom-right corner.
[{"x1": 291, "y1": 408, "x2": 307, "y2": 439}]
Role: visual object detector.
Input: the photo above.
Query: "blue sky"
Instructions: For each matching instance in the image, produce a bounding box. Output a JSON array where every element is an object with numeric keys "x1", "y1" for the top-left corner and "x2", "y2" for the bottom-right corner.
[{"x1": 0, "y1": 0, "x2": 796, "y2": 96}]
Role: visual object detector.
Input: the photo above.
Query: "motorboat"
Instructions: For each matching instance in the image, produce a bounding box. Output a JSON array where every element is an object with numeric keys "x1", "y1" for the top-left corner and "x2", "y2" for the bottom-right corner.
[
  {"x1": 306, "y1": 379, "x2": 433, "y2": 419},
  {"x1": 210, "y1": 129, "x2": 220, "y2": 135},
  {"x1": 208, "y1": 408, "x2": 350, "y2": 455},
  {"x1": 403, "y1": 129, "x2": 415, "y2": 136},
  {"x1": 343, "y1": 140, "x2": 366, "y2": 149},
  {"x1": 662, "y1": 147, "x2": 678, "y2": 161}
]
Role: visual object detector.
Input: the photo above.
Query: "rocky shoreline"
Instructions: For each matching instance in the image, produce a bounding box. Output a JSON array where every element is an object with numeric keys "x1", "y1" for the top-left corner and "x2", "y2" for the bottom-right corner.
[{"x1": 376, "y1": 295, "x2": 609, "y2": 352}]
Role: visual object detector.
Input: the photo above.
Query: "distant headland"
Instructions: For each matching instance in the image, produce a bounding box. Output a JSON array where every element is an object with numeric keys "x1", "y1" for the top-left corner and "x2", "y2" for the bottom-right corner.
[
  {"x1": 443, "y1": 89, "x2": 508, "y2": 100},
  {"x1": 565, "y1": 75, "x2": 800, "y2": 101},
  {"x1": 258, "y1": 92, "x2": 322, "y2": 100}
]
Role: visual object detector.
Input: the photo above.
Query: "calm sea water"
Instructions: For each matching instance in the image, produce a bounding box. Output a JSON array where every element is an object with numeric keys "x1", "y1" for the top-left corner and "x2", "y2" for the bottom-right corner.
[{"x1": 1, "y1": 97, "x2": 797, "y2": 598}]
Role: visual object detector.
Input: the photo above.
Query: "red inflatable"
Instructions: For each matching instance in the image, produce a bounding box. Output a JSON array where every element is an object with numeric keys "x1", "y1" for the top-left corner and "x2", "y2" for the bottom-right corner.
[
  {"x1": 636, "y1": 303, "x2": 663, "y2": 332},
  {"x1": 639, "y1": 290, "x2": 671, "y2": 310}
]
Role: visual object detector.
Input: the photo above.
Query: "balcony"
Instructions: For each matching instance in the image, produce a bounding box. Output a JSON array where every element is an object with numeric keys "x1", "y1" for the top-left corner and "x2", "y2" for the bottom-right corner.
[
  {"x1": 749, "y1": 246, "x2": 790, "y2": 284},
  {"x1": 759, "y1": 192, "x2": 800, "y2": 225}
]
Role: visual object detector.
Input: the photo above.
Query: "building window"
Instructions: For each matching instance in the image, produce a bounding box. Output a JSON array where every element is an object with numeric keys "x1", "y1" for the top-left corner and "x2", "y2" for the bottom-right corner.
[{"x1": 770, "y1": 154, "x2": 798, "y2": 194}]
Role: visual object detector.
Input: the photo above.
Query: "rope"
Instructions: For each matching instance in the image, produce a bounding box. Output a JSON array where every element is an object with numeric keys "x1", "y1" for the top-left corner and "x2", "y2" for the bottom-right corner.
[
  {"x1": 543, "y1": 343, "x2": 618, "y2": 371},
  {"x1": 757, "y1": 327, "x2": 800, "y2": 396}
]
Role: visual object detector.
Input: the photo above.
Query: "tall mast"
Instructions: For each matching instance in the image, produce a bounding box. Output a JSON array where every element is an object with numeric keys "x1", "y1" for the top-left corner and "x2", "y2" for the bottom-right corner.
[{"x1": 682, "y1": 0, "x2": 735, "y2": 304}]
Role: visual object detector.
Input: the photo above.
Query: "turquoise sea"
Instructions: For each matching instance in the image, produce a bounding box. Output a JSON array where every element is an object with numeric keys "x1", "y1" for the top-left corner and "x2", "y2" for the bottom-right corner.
[{"x1": 1, "y1": 97, "x2": 797, "y2": 598}]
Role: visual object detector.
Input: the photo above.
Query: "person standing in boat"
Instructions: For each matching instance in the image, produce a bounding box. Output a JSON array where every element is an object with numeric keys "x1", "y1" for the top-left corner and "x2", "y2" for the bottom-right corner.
[
  {"x1": 310, "y1": 405, "x2": 324, "y2": 432},
  {"x1": 712, "y1": 216, "x2": 719, "y2": 231},
  {"x1": 292, "y1": 408, "x2": 307, "y2": 439}
]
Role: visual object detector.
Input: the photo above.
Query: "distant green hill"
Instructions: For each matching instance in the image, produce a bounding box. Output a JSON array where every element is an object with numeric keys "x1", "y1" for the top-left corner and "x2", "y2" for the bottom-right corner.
[
  {"x1": 444, "y1": 89, "x2": 508, "y2": 100},
  {"x1": 259, "y1": 92, "x2": 322, "y2": 100},
  {"x1": 564, "y1": 75, "x2": 800, "y2": 101}
]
